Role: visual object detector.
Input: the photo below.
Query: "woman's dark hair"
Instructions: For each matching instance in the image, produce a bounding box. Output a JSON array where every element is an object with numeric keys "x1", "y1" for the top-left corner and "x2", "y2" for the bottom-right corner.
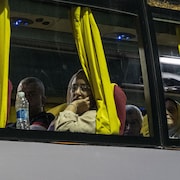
[{"x1": 165, "y1": 97, "x2": 177, "y2": 108}]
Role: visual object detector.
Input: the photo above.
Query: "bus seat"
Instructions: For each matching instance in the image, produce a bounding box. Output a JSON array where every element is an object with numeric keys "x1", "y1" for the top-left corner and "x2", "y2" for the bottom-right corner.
[
  {"x1": 47, "y1": 103, "x2": 67, "y2": 117},
  {"x1": 113, "y1": 85, "x2": 127, "y2": 135}
]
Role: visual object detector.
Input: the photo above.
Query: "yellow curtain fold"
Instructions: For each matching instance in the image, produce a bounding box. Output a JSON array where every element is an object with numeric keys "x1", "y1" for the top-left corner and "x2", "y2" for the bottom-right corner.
[
  {"x1": 140, "y1": 114, "x2": 150, "y2": 137},
  {"x1": 71, "y1": 7, "x2": 120, "y2": 135},
  {"x1": 176, "y1": 26, "x2": 180, "y2": 54},
  {"x1": 0, "y1": 0, "x2": 10, "y2": 128}
]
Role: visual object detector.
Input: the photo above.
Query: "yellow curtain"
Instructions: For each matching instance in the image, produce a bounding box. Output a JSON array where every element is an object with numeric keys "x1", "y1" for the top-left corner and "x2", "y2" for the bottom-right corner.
[
  {"x1": 176, "y1": 26, "x2": 180, "y2": 54},
  {"x1": 0, "y1": 0, "x2": 10, "y2": 128},
  {"x1": 140, "y1": 114, "x2": 150, "y2": 137},
  {"x1": 71, "y1": 7, "x2": 120, "y2": 135}
]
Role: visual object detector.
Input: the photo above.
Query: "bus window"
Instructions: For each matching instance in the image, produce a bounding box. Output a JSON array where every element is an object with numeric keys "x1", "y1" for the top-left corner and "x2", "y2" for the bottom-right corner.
[
  {"x1": 7, "y1": 0, "x2": 157, "y2": 142},
  {"x1": 152, "y1": 5, "x2": 180, "y2": 139}
]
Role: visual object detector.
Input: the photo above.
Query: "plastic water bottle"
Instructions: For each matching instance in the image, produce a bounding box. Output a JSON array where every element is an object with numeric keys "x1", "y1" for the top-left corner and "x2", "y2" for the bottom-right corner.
[{"x1": 15, "y1": 91, "x2": 30, "y2": 130}]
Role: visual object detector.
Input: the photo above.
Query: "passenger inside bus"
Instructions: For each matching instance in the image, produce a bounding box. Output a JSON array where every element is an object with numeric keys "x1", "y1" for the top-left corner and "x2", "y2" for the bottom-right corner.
[
  {"x1": 48, "y1": 68, "x2": 127, "y2": 134},
  {"x1": 6, "y1": 77, "x2": 55, "y2": 130},
  {"x1": 141, "y1": 97, "x2": 180, "y2": 139},
  {"x1": 54, "y1": 69, "x2": 96, "y2": 133},
  {"x1": 124, "y1": 105, "x2": 143, "y2": 136},
  {"x1": 165, "y1": 98, "x2": 180, "y2": 139}
]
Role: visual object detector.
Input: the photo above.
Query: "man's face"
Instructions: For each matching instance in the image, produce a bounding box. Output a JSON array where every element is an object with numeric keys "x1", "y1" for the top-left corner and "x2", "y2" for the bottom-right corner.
[
  {"x1": 124, "y1": 113, "x2": 142, "y2": 136},
  {"x1": 17, "y1": 82, "x2": 44, "y2": 117}
]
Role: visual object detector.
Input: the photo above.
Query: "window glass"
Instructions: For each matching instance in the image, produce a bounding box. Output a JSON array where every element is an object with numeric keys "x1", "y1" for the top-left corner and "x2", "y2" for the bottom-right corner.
[
  {"x1": 153, "y1": 8, "x2": 180, "y2": 139},
  {"x1": 96, "y1": 11, "x2": 150, "y2": 137},
  {"x1": 8, "y1": 0, "x2": 153, "y2": 140}
]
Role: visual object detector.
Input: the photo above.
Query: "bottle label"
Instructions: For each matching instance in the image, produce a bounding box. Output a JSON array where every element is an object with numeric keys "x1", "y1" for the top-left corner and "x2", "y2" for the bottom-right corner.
[{"x1": 16, "y1": 109, "x2": 28, "y2": 120}]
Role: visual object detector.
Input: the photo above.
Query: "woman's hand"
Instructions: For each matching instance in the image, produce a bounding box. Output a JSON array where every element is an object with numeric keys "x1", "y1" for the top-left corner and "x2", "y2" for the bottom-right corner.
[{"x1": 71, "y1": 97, "x2": 90, "y2": 115}]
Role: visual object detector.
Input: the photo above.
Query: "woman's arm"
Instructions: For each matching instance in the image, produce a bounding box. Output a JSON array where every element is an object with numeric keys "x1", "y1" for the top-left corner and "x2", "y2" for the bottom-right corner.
[{"x1": 55, "y1": 110, "x2": 96, "y2": 133}]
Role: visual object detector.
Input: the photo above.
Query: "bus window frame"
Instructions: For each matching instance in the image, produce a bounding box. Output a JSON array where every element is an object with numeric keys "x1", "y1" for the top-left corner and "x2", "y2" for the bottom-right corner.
[{"x1": 1, "y1": 0, "x2": 180, "y2": 148}]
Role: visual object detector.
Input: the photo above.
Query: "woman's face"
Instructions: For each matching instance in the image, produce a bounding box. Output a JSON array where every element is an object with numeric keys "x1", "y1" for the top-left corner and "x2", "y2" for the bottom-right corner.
[
  {"x1": 69, "y1": 75, "x2": 92, "y2": 103},
  {"x1": 166, "y1": 100, "x2": 178, "y2": 127}
]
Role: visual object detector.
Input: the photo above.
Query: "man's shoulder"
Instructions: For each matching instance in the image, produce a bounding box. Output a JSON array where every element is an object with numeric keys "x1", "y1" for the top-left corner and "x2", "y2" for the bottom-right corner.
[
  {"x1": 31, "y1": 112, "x2": 55, "y2": 128},
  {"x1": 33, "y1": 112, "x2": 55, "y2": 120}
]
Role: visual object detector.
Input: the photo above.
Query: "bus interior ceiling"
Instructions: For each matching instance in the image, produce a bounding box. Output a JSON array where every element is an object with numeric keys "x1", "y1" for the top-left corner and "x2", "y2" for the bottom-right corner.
[{"x1": 9, "y1": 0, "x2": 180, "y2": 110}]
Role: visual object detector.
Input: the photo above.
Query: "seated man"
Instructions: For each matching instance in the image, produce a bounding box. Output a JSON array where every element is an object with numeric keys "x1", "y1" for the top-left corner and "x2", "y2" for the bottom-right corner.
[
  {"x1": 124, "y1": 105, "x2": 143, "y2": 136},
  {"x1": 7, "y1": 77, "x2": 54, "y2": 130}
]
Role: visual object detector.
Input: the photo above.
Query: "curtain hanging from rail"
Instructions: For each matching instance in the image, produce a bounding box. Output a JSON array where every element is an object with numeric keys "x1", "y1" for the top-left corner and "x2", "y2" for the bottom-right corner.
[
  {"x1": 71, "y1": 7, "x2": 120, "y2": 135},
  {"x1": 0, "y1": 0, "x2": 11, "y2": 128}
]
